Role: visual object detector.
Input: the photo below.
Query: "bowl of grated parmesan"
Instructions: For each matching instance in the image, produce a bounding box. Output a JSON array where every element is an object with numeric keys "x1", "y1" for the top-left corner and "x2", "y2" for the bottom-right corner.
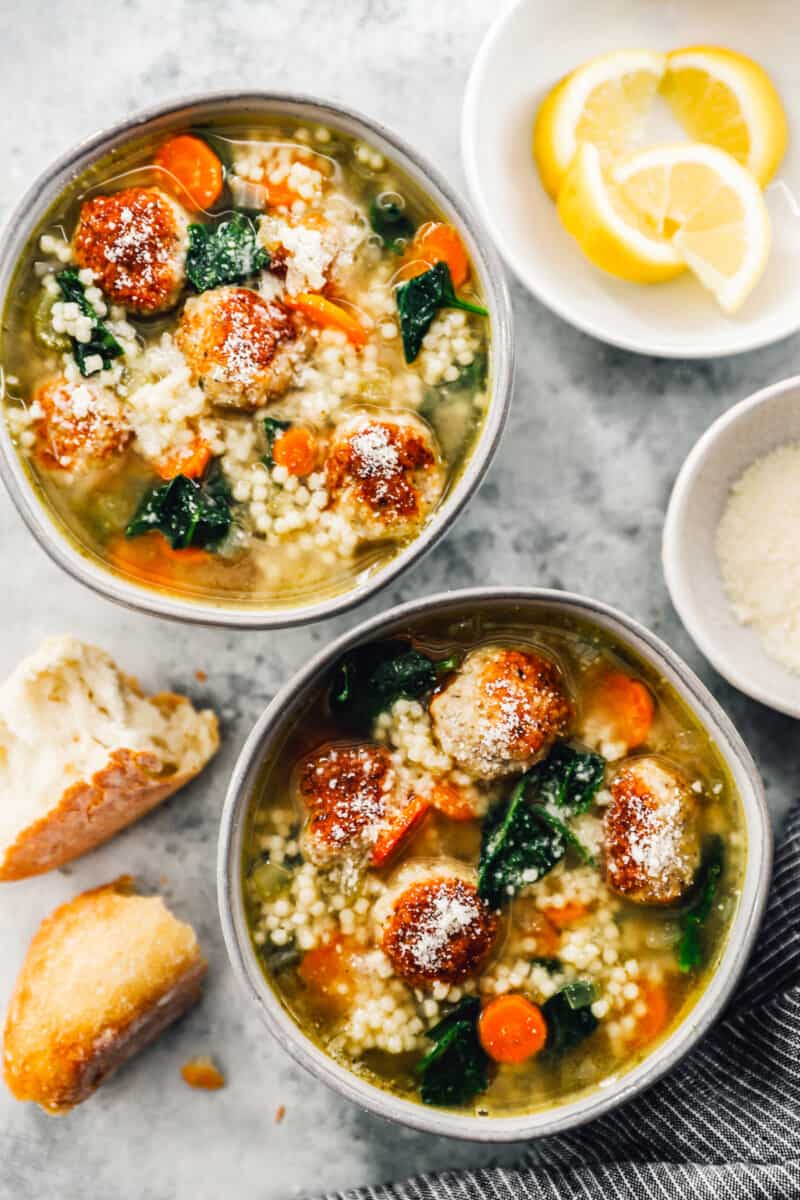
[{"x1": 663, "y1": 374, "x2": 800, "y2": 717}]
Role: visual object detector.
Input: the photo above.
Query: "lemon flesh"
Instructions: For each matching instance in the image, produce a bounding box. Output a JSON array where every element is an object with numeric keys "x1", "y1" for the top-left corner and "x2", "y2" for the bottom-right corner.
[
  {"x1": 661, "y1": 46, "x2": 788, "y2": 186},
  {"x1": 534, "y1": 49, "x2": 667, "y2": 199},
  {"x1": 614, "y1": 142, "x2": 771, "y2": 312},
  {"x1": 557, "y1": 144, "x2": 684, "y2": 283}
]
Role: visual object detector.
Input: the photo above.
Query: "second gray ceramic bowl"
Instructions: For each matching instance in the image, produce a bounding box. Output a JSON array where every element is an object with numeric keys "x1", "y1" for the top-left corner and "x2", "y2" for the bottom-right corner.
[
  {"x1": 217, "y1": 586, "x2": 770, "y2": 1141},
  {"x1": 0, "y1": 92, "x2": 513, "y2": 629}
]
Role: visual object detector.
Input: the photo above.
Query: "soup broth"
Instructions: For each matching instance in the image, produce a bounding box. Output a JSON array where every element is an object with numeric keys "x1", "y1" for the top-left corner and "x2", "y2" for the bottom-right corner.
[
  {"x1": 243, "y1": 607, "x2": 743, "y2": 1115},
  {"x1": 1, "y1": 115, "x2": 490, "y2": 609}
]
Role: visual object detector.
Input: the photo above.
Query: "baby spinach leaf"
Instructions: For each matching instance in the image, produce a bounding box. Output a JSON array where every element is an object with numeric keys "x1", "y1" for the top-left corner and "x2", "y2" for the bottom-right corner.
[
  {"x1": 531, "y1": 743, "x2": 607, "y2": 818},
  {"x1": 56, "y1": 268, "x2": 124, "y2": 376},
  {"x1": 125, "y1": 462, "x2": 233, "y2": 550},
  {"x1": 262, "y1": 416, "x2": 291, "y2": 468},
  {"x1": 330, "y1": 639, "x2": 457, "y2": 731},
  {"x1": 477, "y1": 744, "x2": 604, "y2": 909},
  {"x1": 416, "y1": 997, "x2": 489, "y2": 1107},
  {"x1": 530, "y1": 956, "x2": 563, "y2": 974},
  {"x1": 396, "y1": 261, "x2": 489, "y2": 363},
  {"x1": 534, "y1": 807, "x2": 595, "y2": 866},
  {"x1": 478, "y1": 778, "x2": 568, "y2": 909},
  {"x1": 543, "y1": 982, "x2": 599, "y2": 1055},
  {"x1": 677, "y1": 836, "x2": 724, "y2": 972},
  {"x1": 369, "y1": 195, "x2": 414, "y2": 252},
  {"x1": 186, "y1": 211, "x2": 269, "y2": 292}
]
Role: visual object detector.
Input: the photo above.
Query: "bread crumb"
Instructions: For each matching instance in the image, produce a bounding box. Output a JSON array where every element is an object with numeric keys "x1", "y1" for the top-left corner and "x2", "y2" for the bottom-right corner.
[
  {"x1": 181, "y1": 1056, "x2": 225, "y2": 1090},
  {"x1": 275, "y1": 1104, "x2": 286, "y2": 1123},
  {"x1": 195, "y1": 669, "x2": 207, "y2": 683}
]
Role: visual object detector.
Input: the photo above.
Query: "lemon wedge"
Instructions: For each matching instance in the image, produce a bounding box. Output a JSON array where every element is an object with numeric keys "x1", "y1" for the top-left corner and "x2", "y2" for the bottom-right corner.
[
  {"x1": 661, "y1": 46, "x2": 788, "y2": 186},
  {"x1": 613, "y1": 142, "x2": 771, "y2": 312},
  {"x1": 556, "y1": 144, "x2": 685, "y2": 283},
  {"x1": 534, "y1": 49, "x2": 667, "y2": 199}
]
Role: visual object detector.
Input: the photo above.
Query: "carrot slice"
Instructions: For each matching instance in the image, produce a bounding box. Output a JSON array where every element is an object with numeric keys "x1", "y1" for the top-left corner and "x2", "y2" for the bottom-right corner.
[
  {"x1": 633, "y1": 981, "x2": 670, "y2": 1047},
  {"x1": 285, "y1": 293, "x2": 368, "y2": 348},
  {"x1": 180, "y1": 1057, "x2": 225, "y2": 1091},
  {"x1": 588, "y1": 671, "x2": 655, "y2": 751},
  {"x1": 272, "y1": 427, "x2": 318, "y2": 476},
  {"x1": 155, "y1": 134, "x2": 224, "y2": 211},
  {"x1": 298, "y1": 934, "x2": 358, "y2": 1011},
  {"x1": 371, "y1": 795, "x2": 430, "y2": 867},
  {"x1": 155, "y1": 437, "x2": 213, "y2": 481},
  {"x1": 541, "y1": 900, "x2": 588, "y2": 929},
  {"x1": 478, "y1": 994, "x2": 548, "y2": 1063},
  {"x1": 401, "y1": 222, "x2": 470, "y2": 287},
  {"x1": 108, "y1": 532, "x2": 210, "y2": 587},
  {"x1": 427, "y1": 781, "x2": 479, "y2": 822},
  {"x1": 263, "y1": 177, "x2": 301, "y2": 208},
  {"x1": 260, "y1": 156, "x2": 330, "y2": 209},
  {"x1": 525, "y1": 907, "x2": 563, "y2": 955}
]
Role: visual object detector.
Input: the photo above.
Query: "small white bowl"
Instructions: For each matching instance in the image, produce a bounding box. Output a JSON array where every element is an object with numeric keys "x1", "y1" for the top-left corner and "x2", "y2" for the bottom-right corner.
[
  {"x1": 461, "y1": 0, "x2": 800, "y2": 358},
  {"x1": 663, "y1": 375, "x2": 800, "y2": 717}
]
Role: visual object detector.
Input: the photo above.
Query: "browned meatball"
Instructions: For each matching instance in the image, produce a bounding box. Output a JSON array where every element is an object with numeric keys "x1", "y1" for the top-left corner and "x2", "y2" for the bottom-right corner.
[
  {"x1": 429, "y1": 645, "x2": 573, "y2": 780},
  {"x1": 73, "y1": 187, "x2": 189, "y2": 314},
  {"x1": 31, "y1": 376, "x2": 131, "y2": 474},
  {"x1": 297, "y1": 743, "x2": 428, "y2": 869},
  {"x1": 298, "y1": 743, "x2": 392, "y2": 866},
  {"x1": 325, "y1": 411, "x2": 445, "y2": 542},
  {"x1": 380, "y1": 873, "x2": 497, "y2": 989},
  {"x1": 176, "y1": 286, "x2": 299, "y2": 408},
  {"x1": 604, "y1": 756, "x2": 700, "y2": 904}
]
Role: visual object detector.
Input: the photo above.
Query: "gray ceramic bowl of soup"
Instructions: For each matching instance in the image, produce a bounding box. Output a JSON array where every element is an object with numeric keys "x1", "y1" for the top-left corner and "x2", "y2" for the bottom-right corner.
[
  {"x1": 217, "y1": 587, "x2": 770, "y2": 1141},
  {"x1": 0, "y1": 93, "x2": 512, "y2": 628}
]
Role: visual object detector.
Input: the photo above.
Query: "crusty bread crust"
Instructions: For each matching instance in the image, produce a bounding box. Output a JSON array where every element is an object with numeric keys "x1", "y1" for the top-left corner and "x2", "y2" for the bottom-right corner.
[
  {"x1": 40, "y1": 961, "x2": 208, "y2": 1112},
  {"x1": 3, "y1": 878, "x2": 207, "y2": 1113},
  {"x1": 0, "y1": 692, "x2": 219, "y2": 882}
]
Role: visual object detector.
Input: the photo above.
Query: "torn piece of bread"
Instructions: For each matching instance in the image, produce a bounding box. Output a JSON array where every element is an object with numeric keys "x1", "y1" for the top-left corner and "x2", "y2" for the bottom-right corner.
[
  {"x1": 3, "y1": 877, "x2": 207, "y2": 1113},
  {"x1": 0, "y1": 636, "x2": 219, "y2": 881}
]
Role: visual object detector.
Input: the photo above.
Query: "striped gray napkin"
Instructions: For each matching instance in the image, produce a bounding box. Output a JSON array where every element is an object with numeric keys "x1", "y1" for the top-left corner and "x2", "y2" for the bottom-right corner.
[{"x1": 326, "y1": 803, "x2": 800, "y2": 1200}]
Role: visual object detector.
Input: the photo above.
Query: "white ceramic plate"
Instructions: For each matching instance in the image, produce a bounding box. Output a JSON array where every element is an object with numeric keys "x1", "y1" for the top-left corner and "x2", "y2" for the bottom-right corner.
[
  {"x1": 462, "y1": 0, "x2": 800, "y2": 358},
  {"x1": 663, "y1": 375, "x2": 800, "y2": 717}
]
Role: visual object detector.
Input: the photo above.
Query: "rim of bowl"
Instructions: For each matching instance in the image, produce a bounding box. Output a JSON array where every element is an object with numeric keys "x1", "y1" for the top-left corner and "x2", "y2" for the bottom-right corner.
[
  {"x1": 0, "y1": 91, "x2": 513, "y2": 629},
  {"x1": 663, "y1": 373, "x2": 800, "y2": 718},
  {"x1": 460, "y1": 0, "x2": 800, "y2": 360},
  {"x1": 217, "y1": 585, "x2": 771, "y2": 1142}
]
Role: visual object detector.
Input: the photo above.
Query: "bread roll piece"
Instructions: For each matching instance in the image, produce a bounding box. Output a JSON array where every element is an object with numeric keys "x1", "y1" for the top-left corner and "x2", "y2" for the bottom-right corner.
[
  {"x1": 3, "y1": 877, "x2": 207, "y2": 1113},
  {"x1": 0, "y1": 637, "x2": 219, "y2": 881}
]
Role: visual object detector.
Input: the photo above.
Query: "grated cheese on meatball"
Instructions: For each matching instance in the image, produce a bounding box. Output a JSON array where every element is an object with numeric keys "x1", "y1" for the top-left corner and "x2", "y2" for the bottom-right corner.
[
  {"x1": 326, "y1": 410, "x2": 445, "y2": 542},
  {"x1": 429, "y1": 645, "x2": 573, "y2": 780},
  {"x1": 380, "y1": 874, "x2": 497, "y2": 989},
  {"x1": 604, "y1": 756, "x2": 700, "y2": 904},
  {"x1": 73, "y1": 187, "x2": 189, "y2": 314},
  {"x1": 31, "y1": 376, "x2": 131, "y2": 473},
  {"x1": 176, "y1": 286, "x2": 301, "y2": 409}
]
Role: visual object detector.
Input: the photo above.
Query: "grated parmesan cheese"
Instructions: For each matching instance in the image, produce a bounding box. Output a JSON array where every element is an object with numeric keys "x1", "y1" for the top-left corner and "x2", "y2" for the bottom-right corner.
[{"x1": 716, "y1": 442, "x2": 800, "y2": 674}]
